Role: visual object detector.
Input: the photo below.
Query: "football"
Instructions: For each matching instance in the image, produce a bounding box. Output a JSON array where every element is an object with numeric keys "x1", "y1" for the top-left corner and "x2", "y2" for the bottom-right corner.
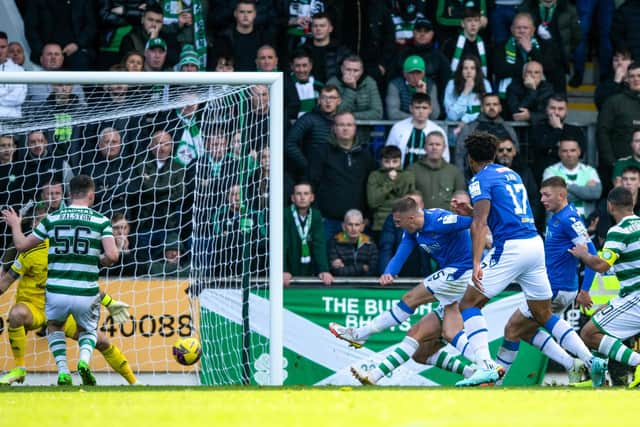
[{"x1": 172, "y1": 337, "x2": 202, "y2": 366}]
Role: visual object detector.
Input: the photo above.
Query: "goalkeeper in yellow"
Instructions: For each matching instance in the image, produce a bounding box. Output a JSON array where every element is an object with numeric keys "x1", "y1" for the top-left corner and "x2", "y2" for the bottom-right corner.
[{"x1": 0, "y1": 207, "x2": 137, "y2": 385}]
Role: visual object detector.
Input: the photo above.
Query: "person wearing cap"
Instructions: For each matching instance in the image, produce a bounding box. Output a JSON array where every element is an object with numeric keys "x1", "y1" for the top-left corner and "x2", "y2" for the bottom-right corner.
[
  {"x1": 386, "y1": 55, "x2": 441, "y2": 120},
  {"x1": 400, "y1": 18, "x2": 451, "y2": 108},
  {"x1": 144, "y1": 37, "x2": 168, "y2": 71},
  {"x1": 388, "y1": 1, "x2": 430, "y2": 46},
  {"x1": 176, "y1": 44, "x2": 200, "y2": 71}
]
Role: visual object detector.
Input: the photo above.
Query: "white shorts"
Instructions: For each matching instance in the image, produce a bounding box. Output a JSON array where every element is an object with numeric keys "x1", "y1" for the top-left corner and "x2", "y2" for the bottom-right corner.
[
  {"x1": 45, "y1": 291, "x2": 101, "y2": 332},
  {"x1": 519, "y1": 289, "x2": 578, "y2": 319},
  {"x1": 423, "y1": 267, "x2": 471, "y2": 307},
  {"x1": 476, "y1": 236, "x2": 552, "y2": 301},
  {"x1": 592, "y1": 291, "x2": 640, "y2": 340}
]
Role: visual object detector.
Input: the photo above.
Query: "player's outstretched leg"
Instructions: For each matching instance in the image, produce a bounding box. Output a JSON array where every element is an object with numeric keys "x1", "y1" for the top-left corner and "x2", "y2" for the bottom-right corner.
[
  {"x1": 96, "y1": 335, "x2": 138, "y2": 385},
  {"x1": 330, "y1": 284, "x2": 436, "y2": 347}
]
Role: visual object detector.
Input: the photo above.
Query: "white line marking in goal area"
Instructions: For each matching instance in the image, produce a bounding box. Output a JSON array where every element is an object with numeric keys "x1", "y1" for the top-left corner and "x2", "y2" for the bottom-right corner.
[{"x1": 199, "y1": 289, "x2": 525, "y2": 386}]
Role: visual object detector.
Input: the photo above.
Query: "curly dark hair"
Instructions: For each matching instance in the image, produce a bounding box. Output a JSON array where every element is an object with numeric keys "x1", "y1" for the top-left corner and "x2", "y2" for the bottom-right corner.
[
  {"x1": 464, "y1": 131, "x2": 498, "y2": 163},
  {"x1": 453, "y1": 55, "x2": 486, "y2": 97}
]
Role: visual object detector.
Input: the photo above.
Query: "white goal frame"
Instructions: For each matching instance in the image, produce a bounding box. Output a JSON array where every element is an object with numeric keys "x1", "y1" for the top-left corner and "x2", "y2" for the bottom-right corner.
[{"x1": 0, "y1": 71, "x2": 284, "y2": 386}]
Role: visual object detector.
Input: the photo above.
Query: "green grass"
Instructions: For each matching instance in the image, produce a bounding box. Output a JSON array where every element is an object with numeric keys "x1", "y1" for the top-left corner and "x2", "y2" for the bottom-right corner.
[{"x1": 1, "y1": 387, "x2": 636, "y2": 426}]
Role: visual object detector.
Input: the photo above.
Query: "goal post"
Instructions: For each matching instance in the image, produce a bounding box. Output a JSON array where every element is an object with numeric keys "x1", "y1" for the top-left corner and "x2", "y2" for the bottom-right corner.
[{"x1": 0, "y1": 71, "x2": 283, "y2": 386}]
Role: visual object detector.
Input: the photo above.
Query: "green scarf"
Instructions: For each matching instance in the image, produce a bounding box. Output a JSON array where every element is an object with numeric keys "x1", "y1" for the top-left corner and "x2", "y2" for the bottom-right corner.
[
  {"x1": 539, "y1": 4, "x2": 556, "y2": 25},
  {"x1": 163, "y1": 0, "x2": 207, "y2": 69},
  {"x1": 292, "y1": 205, "x2": 312, "y2": 264},
  {"x1": 174, "y1": 110, "x2": 202, "y2": 166},
  {"x1": 504, "y1": 36, "x2": 540, "y2": 64},
  {"x1": 451, "y1": 32, "x2": 487, "y2": 76}
]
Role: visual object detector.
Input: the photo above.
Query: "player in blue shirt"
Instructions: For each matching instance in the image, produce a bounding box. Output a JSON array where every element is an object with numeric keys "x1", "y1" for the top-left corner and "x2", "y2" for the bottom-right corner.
[
  {"x1": 494, "y1": 176, "x2": 597, "y2": 383},
  {"x1": 455, "y1": 132, "x2": 605, "y2": 386},
  {"x1": 330, "y1": 196, "x2": 478, "y2": 383}
]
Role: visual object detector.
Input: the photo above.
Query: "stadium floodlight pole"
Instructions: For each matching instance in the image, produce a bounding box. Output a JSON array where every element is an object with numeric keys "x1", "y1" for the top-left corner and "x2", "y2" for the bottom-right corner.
[{"x1": 0, "y1": 71, "x2": 284, "y2": 386}]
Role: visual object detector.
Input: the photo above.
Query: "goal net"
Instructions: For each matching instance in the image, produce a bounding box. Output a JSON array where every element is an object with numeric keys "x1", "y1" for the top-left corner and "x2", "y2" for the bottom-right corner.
[{"x1": 0, "y1": 72, "x2": 283, "y2": 386}]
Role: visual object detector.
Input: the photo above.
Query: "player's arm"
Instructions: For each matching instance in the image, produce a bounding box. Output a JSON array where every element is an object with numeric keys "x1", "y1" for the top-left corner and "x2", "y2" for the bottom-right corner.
[
  {"x1": 470, "y1": 199, "x2": 490, "y2": 287},
  {"x1": 569, "y1": 244, "x2": 615, "y2": 273},
  {"x1": 434, "y1": 212, "x2": 473, "y2": 233},
  {"x1": 100, "y1": 235, "x2": 120, "y2": 266},
  {"x1": 380, "y1": 235, "x2": 417, "y2": 285},
  {"x1": 1, "y1": 208, "x2": 43, "y2": 252},
  {"x1": 0, "y1": 268, "x2": 19, "y2": 296}
]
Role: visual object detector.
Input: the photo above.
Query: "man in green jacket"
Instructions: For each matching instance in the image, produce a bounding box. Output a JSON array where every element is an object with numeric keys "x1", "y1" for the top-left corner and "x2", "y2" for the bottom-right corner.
[{"x1": 284, "y1": 182, "x2": 333, "y2": 286}]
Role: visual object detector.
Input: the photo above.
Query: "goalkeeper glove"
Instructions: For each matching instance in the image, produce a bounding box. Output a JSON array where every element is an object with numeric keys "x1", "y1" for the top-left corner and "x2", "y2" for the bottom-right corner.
[{"x1": 101, "y1": 294, "x2": 130, "y2": 324}]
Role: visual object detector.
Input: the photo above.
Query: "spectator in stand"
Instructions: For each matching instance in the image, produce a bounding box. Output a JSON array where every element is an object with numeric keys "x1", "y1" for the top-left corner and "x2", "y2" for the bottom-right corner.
[
  {"x1": 408, "y1": 131, "x2": 466, "y2": 210},
  {"x1": 213, "y1": 0, "x2": 274, "y2": 72},
  {"x1": 39, "y1": 179, "x2": 66, "y2": 213},
  {"x1": 443, "y1": 54, "x2": 492, "y2": 137},
  {"x1": 594, "y1": 48, "x2": 632, "y2": 111},
  {"x1": 8, "y1": 41, "x2": 39, "y2": 71},
  {"x1": 160, "y1": 0, "x2": 208, "y2": 69},
  {"x1": 0, "y1": 32, "x2": 27, "y2": 120},
  {"x1": 455, "y1": 92, "x2": 519, "y2": 176},
  {"x1": 127, "y1": 130, "x2": 186, "y2": 261},
  {"x1": 210, "y1": 183, "x2": 267, "y2": 276},
  {"x1": 386, "y1": 93, "x2": 449, "y2": 169},
  {"x1": 367, "y1": 145, "x2": 416, "y2": 239},
  {"x1": 388, "y1": 0, "x2": 429, "y2": 47},
  {"x1": 24, "y1": 0, "x2": 97, "y2": 70},
  {"x1": 0, "y1": 135, "x2": 22, "y2": 209},
  {"x1": 101, "y1": 213, "x2": 144, "y2": 278},
  {"x1": 441, "y1": 7, "x2": 490, "y2": 77},
  {"x1": 19, "y1": 131, "x2": 66, "y2": 205},
  {"x1": 40, "y1": 83, "x2": 84, "y2": 167},
  {"x1": 328, "y1": 54, "x2": 383, "y2": 120},
  {"x1": 611, "y1": 0, "x2": 640, "y2": 72},
  {"x1": 436, "y1": 0, "x2": 487, "y2": 45},
  {"x1": 255, "y1": 44, "x2": 278, "y2": 71},
  {"x1": 98, "y1": 0, "x2": 149, "y2": 69},
  {"x1": 119, "y1": 3, "x2": 179, "y2": 67},
  {"x1": 398, "y1": 18, "x2": 450, "y2": 109},
  {"x1": 505, "y1": 60, "x2": 554, "y2": 123},
  {"x1": 543, "y1": 137, "x2": 602, "y2": 220},
  {"x1": 175, "y1": 45, "x2": 201, "y2": 71},
  {"x1": 328, "y1": 54, "x2": 383, "y2": 141},
  {"x1": 122, "y1": 50, "x2": 145, "y2": 71},
  {"x1": 573, "y1": 0, "x2": 614, "y2": 84},
  {"x1": 495, "y1": 137, "x2": 545, "y2": 231},
  {"x1": 309, "y1": 112, "x2": 375, "y2": 240},
  {"x1": 207, "y1": 0, "x2": 278, "y2": 41},
  {"x1": 283, "y1": 181, "x2": 333, "y2": 287},
  {"x1": 78, "y1": 127, "x2": 129, "y2": 217},
  {"x1": 286, "y1": 84, "x2": 341, "y2": 180},
  {"x1": 303, "y1": 13, "x2": 351, "y2": 84},
  {"x1": 613, "y1": 130, "x2": 640, "y2": 187},
  {"x1": 386, "y1": 55, "x2": 441, "y2": 120},
  {"x1": 144, "y1": 37, "x2": 168, "y2": 71},
  {"x1": 493, "y1": 12, "x2": 563, "y2": 97},
  {"x1": 378, "y1": 190, "x2": 431, "y2": 277},
  {"x1": 529, "y1": 94, "x2": 586, "y2": 183},
  {"x1": 147, "y1": 234, "x2": 190, "y2": 277},
  {"x1": 329, "y1": 1, "x2": 396, "y2": 86},
  {"x1": 328, "y1": 209, "x2": 379, "y2": 277},
  {"x1": 284, "y1": 0, "x2": 326, "y2": 54},
  {"x1": 490, "y1": 0, "x2": 524, "y2": 46},
  {"x1": 597, "y1": 62, "x2": 640, "y2": 192},
  {"x1": 518, "y1": 0, "x2": 580, "y2": 89},
  {"x1": 214, "y1": 53, "x2": 234, "y2": 71},
  {"x1": 285, "y1": 49, "x2": 323, "y2": 121},
  {"x1": 26, "y1": 43, "x2": 85, "y2": 105},
  {"x1": 586, "y1": 166, "x2": 640, "y2": 249},
  {"x1": 245, "y1": 146, "x2": 270, "y2": 212}
]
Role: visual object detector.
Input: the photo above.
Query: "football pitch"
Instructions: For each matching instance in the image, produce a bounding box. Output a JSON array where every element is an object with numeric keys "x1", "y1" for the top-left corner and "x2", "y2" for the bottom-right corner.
[{"x1": 1, "y1": 386, "x2": 636, "y2": 427}]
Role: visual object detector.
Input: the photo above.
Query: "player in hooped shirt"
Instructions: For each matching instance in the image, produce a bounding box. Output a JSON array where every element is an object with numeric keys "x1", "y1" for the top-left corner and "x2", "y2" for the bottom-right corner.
[{"x1": 455, "y1": 132, "x2": 605, "y2": 386}]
